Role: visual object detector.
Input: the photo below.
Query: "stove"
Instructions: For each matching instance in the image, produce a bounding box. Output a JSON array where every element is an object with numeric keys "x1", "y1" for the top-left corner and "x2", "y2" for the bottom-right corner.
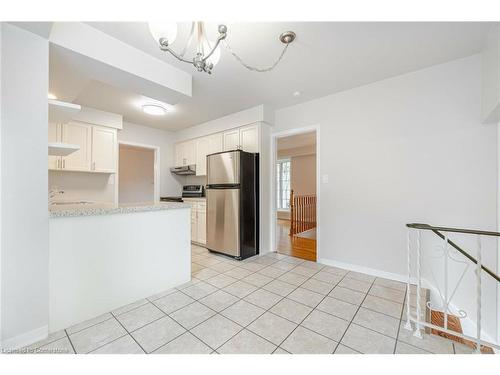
[{"x1": 160, "y1": 185, "x2": 205, "y2": 203}]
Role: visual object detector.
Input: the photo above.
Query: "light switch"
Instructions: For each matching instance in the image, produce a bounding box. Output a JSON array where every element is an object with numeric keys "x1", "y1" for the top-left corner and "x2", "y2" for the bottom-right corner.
[{"x1": 322, "y1": 174, "x2": 329, "y2": 184}]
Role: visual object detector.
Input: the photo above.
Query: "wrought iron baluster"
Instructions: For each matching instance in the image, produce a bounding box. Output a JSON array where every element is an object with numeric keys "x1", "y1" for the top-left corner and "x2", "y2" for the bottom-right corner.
[
  {"x1": 404, "y1": 229, "x2": 412, "y2": 330},
  {"x1": 475, "y1": 235, "x2": 482, "y2": 354},
  {"x1": 414, "y1": 230, "x2": 423, "y2": 338}
]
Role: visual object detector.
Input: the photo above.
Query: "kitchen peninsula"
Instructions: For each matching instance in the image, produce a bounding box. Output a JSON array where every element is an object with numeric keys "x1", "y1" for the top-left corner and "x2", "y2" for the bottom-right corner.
[{"x1": 49, "y1": 202, "x2": 191, "y2": 331}]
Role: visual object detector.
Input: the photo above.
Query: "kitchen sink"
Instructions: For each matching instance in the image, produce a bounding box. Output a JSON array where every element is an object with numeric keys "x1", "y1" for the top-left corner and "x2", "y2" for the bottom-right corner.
[{"x1": 51, "y1": 201, "x2": 94, "y2": 205}]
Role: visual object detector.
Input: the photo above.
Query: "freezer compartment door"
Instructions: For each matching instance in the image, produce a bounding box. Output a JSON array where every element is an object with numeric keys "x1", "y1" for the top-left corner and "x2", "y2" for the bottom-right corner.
[
  {"x1": 206, "y1": 188, "x2": 240, "y2": 257},
  {"x1": 207, "y1": 151, "x2": 240, "y2": 185}
]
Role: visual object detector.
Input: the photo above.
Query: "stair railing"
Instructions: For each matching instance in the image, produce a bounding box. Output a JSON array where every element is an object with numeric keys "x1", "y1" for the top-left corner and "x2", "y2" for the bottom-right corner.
[
  {"x1": 289, "y1": 189, "x2": 317, "y2": 235},
  {"x1": 405, "y1": 223, "x2": 500, "y2": 353}
]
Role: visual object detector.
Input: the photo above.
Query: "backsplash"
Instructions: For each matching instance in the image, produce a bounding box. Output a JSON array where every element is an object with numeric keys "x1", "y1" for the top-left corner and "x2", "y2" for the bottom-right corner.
[{"x1": 49, "y1": 171, "x2": 115, "y2": 203}]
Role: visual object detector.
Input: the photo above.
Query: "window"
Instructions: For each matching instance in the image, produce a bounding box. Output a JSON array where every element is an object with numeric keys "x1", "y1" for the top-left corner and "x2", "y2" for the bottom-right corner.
[{"x1": 276, "y1": 159, "x2": 291, "y2": 210}]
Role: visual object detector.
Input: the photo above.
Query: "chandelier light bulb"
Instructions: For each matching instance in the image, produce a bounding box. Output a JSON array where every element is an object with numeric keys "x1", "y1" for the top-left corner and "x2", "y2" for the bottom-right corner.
[{"x1": 148, "y1": 22, "x2": 178, "y2": 45}]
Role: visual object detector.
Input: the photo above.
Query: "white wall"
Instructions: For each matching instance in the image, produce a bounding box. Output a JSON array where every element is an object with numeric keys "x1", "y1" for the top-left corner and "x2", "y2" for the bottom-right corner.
[
  {"x1": 291, "y1": 155, "x2": 317, "y2": 196},
  {"x1": 1, "y1": 24, "x2": 49, "y2": 347},
  {"x1": 119, "y1": 146, "x2": 155, "y2": 203},
  {"x1": 274, "y1": 56, "x2": 499, "y2": 341},
  {"x1": 481, "y1": 24, "x2": 500, "y2": 123},
  {"x1": 118, "y1": 122, "x2": 182, "y2": 197}
]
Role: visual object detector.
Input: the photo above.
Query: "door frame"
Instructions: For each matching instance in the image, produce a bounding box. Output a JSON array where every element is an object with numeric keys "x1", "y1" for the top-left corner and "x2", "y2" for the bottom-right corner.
[
  {"x1": 117, "y1": 141, "x2": 161, "y2": 204},
  {"x1": 270, "y1": 124, "x2": 321, "y2": 261}
]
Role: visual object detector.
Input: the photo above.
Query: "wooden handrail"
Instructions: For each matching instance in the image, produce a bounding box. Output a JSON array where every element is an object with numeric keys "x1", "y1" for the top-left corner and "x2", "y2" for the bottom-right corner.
[{"x1": 290, "y1": 189, "x2": 317, "y2": 236}]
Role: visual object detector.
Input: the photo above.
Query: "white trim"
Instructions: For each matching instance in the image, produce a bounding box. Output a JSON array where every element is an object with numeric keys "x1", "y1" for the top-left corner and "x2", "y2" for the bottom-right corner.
[
  {"x1": 271, "y1": 125, "x2": 320, "y2": 260},
  {"x1": 117, "y1": 141, "x2": 161, "y2": 203},
  {"x1": 319, "y1": 257, "x2": 412, "y2": 283},
  {"x1": 1, "y1": 325, "x2": 48, "y2": 350}
]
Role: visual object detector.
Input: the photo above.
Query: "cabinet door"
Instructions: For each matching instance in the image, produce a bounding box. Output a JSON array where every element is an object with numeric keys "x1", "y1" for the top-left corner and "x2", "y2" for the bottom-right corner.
[
  {"x1": 196, "y1": 203, "x2": 206, "y2": 245},
  {"x1": 174, "y1": 143, "x2": 184, "y2": 166},
  {"x1": 195, "y1": 137, "x2": 210, "y2": 176},
  {"x1": 92, "y1": 126, "x2": 117, "y2": 173},
  {"x1": 184, "y1": 140, "x2": 196, "y2": 165},
  {"x1": 191, "y1": 206, "x2": 197, "y2": 242},
  {"x1": 208, "y1": 133, "x2": 223, "y2": 154},
  {"x1": 240, "y1": 125, "x2": 259, "y2": 153},
  {"x1": 61, "y1": 121, "x2": 92, "y2": 171},
  {"x1": 223, "y1": 129, "x2": 240, "y2": 151},
  {"x1": 48, "y1": 122, "x2": 61, "y2": 170}
]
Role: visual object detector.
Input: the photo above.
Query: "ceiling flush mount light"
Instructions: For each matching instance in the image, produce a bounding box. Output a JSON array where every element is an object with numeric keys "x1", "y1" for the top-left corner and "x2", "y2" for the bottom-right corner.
[
  {"x1": 48, "y1": 93, "x2": 58, "y2": 100},
  {"x1": 149, "y1": 22, "x2": 296, "y2": 75},
  {"x1": 142, "y1": 104, "x2": 167, "y2": 116}
]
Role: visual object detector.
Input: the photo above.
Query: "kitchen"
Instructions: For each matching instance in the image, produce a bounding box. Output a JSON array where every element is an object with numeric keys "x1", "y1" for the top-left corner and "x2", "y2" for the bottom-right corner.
[{"x1": 46, "y1": 61, "x2": 265, "y2": 332}]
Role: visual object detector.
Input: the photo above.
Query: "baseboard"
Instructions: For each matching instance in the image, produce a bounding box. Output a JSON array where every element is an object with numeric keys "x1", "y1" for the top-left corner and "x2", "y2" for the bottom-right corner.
[
  {"x1": 318, "y1": 257, "x2": 414, "y2": 284},
  {"x1": 1, "y1": 325, "x2": 48, "y2": 350}
]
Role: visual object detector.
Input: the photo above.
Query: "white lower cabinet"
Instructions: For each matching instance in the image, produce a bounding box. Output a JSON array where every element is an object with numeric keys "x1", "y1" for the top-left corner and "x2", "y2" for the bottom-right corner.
[
  {"x1": 196, "y1": 203, "x2": 207, "y2": 244},
  {"x1": 185, "y1": 199, "x2": 206, "y2": 245}
]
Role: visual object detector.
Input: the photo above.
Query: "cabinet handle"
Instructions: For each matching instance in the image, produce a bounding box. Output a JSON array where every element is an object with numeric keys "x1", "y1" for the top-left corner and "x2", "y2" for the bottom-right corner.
[
  {"x1": 62, "y1": 159, "x2": 65, "y2": 169},
  {"x1": 92, "y1": 161, "x2": 96, "y2": 171}
]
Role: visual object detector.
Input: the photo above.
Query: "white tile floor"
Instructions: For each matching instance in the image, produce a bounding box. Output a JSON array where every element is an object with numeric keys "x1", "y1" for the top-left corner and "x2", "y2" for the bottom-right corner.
[{"x1": 25, "y1": 245, "x2": 474, "y2": 354}]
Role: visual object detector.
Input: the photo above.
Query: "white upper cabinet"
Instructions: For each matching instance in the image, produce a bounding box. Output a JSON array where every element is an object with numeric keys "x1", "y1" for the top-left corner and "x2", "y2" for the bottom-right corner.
[
  {"x1": 48, "y1": 122, "x2": 61, "y2": 170},
  {"x1": 223, "y1": 129, "x2": 240, "y2": 151},
  {"x1": 195, "y1": 137, "x2": 210, "y2": 176},
  {"x1": 175, "y1": 140, "x2": 196, "y2": 166},
  {"x1": 239, "y1": 125, "x2": 259, "y2": 153},
  {"x1": 49, "y1": 121, "x2": 117, "y2": 173},
  {"x1": 173, "y1": 124, "x2": 260, "y2": 171},
  {"x1": 174, "y1": 143, "x2": 184, "y2": 166},
  {"x1": 208, "y1": 133, "x2": 223, "y2": 154},
  {"x1": 61, "y1": 121, "x2": 92, "y2": 171},
  {"x1": 91, "y1": 126, "x2": 117, "y2": 173},
  {"x1": 223, "y1": 125, "x2": 259, "y2": 153}
]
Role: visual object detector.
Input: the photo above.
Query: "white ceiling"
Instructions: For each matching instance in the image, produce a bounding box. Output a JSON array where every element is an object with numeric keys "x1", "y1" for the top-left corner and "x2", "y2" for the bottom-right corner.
[
  {"x1": 278, "y1": 131, "x2": 316, "y2": 150},
  {"x1": 49, "y1": 22, "x2": 493, "y2": 131}
]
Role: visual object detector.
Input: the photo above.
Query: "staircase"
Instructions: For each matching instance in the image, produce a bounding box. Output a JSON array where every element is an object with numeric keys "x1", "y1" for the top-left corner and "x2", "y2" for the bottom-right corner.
[{"x1": 405, "y1": 223, "x2": 500, "y2": 353}]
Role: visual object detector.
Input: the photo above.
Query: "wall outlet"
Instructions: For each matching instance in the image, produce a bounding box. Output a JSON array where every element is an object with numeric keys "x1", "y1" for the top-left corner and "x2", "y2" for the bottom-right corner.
[{"x1": 322, "y1": 174, "x2": 329, "y2": 184}]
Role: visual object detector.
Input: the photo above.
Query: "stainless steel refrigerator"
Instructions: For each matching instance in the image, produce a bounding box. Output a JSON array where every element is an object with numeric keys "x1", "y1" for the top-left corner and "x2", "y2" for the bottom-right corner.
[{"x1": 206, "y1": 150, "x2": 259, "y2": 260}]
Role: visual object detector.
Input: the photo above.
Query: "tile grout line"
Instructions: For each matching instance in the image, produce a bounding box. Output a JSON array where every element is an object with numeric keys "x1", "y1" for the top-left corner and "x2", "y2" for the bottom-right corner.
[
  {"x1": 41, "y1": 249, "x2": 410, "y2": 355},
  {"x1": 332, "y1": 276, "x2": 377, "y2": 354},
  {"x1": 64, "y1": 329, "x2": 77, "y2": 354},
  {"x1": 108, "y1": 312, "x2": 148, "y2": 354},
  {"x1": 392, "y1": 281, "x2": 408, "y2": 354},
  {"x1": 246, "y1": 262, "x2": 348, "y2": 353}
]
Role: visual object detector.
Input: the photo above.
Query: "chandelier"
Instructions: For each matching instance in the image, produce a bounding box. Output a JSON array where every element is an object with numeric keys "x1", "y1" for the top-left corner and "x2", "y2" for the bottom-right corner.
[{"x1": 148, "y1": 22, "x2": 296, "y2": 74}]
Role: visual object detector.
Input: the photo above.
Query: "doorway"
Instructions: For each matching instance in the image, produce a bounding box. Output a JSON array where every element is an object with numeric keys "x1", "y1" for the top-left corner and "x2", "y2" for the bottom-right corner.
[
  {"x1": 273, "y1": 129, "x2": 318, "y2": 261},
  {"x1": 118, "y1": 142, "x2": 159, "y2": 203}
]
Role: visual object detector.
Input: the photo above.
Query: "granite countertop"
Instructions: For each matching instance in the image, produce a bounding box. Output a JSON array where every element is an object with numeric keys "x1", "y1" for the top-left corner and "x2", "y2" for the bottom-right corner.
[{"x1": 49, "y1": 201, "x2": 190, "y2": 218}]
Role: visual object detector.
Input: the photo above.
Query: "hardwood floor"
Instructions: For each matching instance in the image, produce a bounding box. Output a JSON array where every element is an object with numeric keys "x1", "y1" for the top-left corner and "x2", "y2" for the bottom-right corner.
[
  {"x1": 430, "y1": 310, "x2": 494, "y2": 354},
  {"x1": 276, "y1": 219, "x2": 317, "y2": 261}
]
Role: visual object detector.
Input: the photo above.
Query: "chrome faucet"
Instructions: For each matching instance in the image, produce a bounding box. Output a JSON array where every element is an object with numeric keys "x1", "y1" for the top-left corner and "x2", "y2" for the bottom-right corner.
[{"x1": 49, "y1": 187, "x2": 64, "y2": 205}]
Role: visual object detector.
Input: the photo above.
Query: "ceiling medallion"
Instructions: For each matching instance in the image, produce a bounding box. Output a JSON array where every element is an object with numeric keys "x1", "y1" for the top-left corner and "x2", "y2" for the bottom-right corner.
[{"x1": 149, "y1": 22, "x2": 296, "y2": 75}]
